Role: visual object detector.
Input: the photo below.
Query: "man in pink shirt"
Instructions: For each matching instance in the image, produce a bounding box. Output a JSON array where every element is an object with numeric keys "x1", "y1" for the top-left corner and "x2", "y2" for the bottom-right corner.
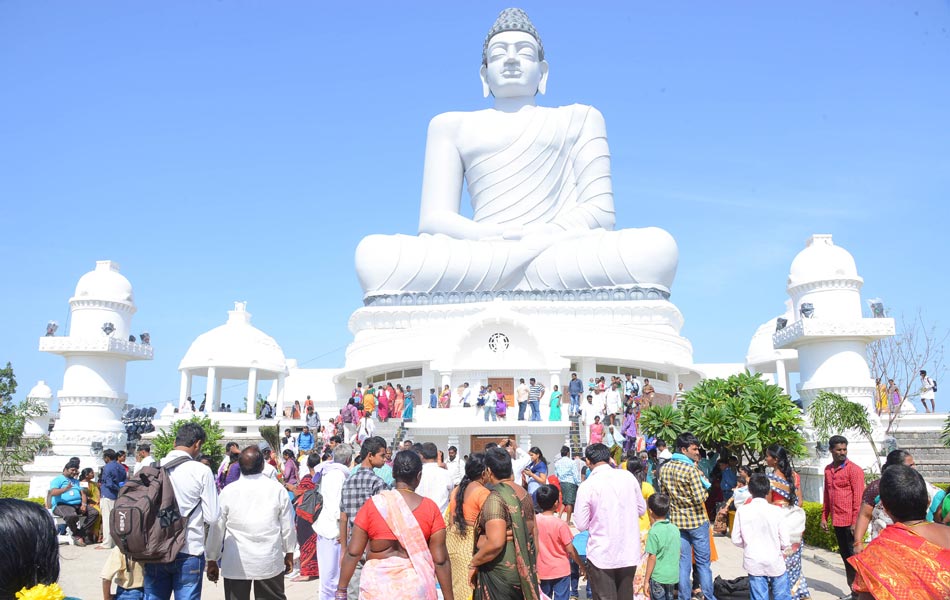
[{"x1": 574, "y1": 443, "x2": 647, "y2": 600}]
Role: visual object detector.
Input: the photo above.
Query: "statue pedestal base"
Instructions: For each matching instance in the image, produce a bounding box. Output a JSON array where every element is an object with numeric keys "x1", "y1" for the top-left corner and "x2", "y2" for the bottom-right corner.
[{"x1": 340, "y1": 296, "x2": 699, "y2": 406}]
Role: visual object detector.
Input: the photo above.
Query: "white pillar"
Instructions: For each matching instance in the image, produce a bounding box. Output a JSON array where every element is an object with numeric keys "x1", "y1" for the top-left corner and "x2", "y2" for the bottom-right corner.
[
  {"x1": 214, "y1": 377, "x2": 223, "y2": 411},
  {"x1": 205, "y1": 367, "x2": 216, "y2": 412},
  {"x1": 179, "y1": 371, "x2": 191, "y2": 410},
  {"x1": 549, "y1": 371, "x2": 561, "y2": 393},
  {"x1": 671, "y1": 372, "x2": 680, "y2": 407},
  {"x1": 518, "y1": 433, "x2": 533, "y2": 451},
  {"x1": 247, "y1": 367, "x2": 258, "y2": 415},
  {"x1": 775, "y1": 359, "x2": 788, "y2": 395},
  {"x1": 276, "y1": 373, "x2": 286, "y2": 417}
]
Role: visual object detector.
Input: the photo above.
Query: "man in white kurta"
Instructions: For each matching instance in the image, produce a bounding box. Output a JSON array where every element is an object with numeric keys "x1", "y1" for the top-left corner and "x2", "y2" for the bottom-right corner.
[{"x1": 206, "y1": 446, "x2": 296, "y2": 600}]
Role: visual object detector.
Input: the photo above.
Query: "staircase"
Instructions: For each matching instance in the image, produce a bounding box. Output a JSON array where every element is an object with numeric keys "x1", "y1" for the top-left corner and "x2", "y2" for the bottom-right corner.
[
  {"x1": 568, "y1": 414, "x2": 583, "y2": 456},
  {"x1": 372, "y1": 418, "x2": 403, "y2": 450}
]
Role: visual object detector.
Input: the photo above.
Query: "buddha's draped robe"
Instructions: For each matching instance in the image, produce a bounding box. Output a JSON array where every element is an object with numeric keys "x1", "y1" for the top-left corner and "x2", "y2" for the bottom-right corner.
[{"x1": 355, "y1": 105, "x2": 677, "y2": 296}]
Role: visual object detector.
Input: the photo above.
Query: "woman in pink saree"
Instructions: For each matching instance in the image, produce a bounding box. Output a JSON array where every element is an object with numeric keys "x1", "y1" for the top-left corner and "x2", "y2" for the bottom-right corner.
[
  {"x1": 377, "y1": 385, "x2": 391, "y2": 422},
  {"x1": 337, "y1": 451, "x2": 455, "y2": 600}
]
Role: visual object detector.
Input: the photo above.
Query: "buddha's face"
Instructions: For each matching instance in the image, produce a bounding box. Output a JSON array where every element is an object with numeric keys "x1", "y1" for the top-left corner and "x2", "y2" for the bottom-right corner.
[{"x1": 480, "y1": 31, "x2": 548, "y2": 98}]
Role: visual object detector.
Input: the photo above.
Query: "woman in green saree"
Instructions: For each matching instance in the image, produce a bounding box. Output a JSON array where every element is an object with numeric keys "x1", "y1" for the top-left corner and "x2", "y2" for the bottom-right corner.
[{"x1": 469, "y1": 446, "x2": 540, "y2": 600}]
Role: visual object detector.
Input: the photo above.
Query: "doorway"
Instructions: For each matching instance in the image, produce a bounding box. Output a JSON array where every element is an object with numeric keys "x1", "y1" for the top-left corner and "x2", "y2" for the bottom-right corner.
[
  {"x1": 488, "y1": 377, "x2": 516, "y2": 407},
  {"x1": 470, "y1": 434, "x2": 516, "y2": 454}
]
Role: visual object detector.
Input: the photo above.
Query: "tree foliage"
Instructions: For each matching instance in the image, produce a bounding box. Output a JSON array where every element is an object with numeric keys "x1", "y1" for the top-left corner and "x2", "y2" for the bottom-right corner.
[
  {"x1": 151, "y1": 414, "x2": 225, "y2": 472},
  {"x1": 0, "y1": 362, "x2": 50, "y2": 487},
  {"x1": 639, "y1": 372, "x2": 807, "y2": 464},
  {"x1": 806, "y1": 390, "x2": 881, "y2": 468}
]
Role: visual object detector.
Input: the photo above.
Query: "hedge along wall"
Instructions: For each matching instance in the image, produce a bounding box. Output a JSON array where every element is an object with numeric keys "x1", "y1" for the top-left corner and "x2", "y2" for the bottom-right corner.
[{"x1": 802, "y1": 501, "x2": 839, "y2": 552}]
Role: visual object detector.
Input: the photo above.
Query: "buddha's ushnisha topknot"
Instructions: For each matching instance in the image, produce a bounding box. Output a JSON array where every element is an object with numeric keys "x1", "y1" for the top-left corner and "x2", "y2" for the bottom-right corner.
[{"x1": 482, "y1": 8, "x2": 544, "y2": 66}]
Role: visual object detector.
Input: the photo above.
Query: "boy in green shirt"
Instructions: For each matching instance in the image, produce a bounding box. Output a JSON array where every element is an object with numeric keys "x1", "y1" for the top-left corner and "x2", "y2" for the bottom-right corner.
[{"x1": 641, "y1": 493, "x2": 681, "y2": 600}]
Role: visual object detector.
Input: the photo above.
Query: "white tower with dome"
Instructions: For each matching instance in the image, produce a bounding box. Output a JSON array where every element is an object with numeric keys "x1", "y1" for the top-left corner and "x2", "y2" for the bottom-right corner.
[
  {"x1": 772, "y1": 235, "x2": 895, "y2": 496},
  {"x1": 26, "y1": 260, "x2": 153, "y2": 497},
  {"x1": 24, "y1": 380, "x2": 54, "y2": 437}
]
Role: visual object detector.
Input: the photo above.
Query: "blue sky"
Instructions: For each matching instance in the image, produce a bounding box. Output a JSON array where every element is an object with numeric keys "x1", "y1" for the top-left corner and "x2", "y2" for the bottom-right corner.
[{"x1": 2, "y1": 2, "x2": 948, "y2": 412}]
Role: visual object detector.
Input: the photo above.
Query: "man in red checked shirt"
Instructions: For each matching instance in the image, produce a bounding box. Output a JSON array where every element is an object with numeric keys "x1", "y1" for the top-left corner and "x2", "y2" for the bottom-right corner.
[{"x1": 821, "y1": 435, "x2": 865, "y2": 598}]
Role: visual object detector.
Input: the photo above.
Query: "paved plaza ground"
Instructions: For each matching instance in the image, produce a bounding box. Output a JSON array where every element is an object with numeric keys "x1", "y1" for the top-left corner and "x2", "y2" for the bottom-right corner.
[{"x1": 59, "y1": 534, "x2": 851, "y2": 599}]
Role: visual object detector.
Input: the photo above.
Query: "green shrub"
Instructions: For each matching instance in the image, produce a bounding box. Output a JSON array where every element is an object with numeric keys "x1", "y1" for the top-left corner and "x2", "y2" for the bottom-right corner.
[
  {"x1": 26, "y1": 497, "x2": 45, "y2": 505},
  {"x1": 802, "y1": 501, "x2": 838, "y2": 552},
  {"x1": 152, "y1": 415, "x2": 225, "y2": 472},
  {"x1": 0, "y1": 483, "x2": 30, "y2": 499}
]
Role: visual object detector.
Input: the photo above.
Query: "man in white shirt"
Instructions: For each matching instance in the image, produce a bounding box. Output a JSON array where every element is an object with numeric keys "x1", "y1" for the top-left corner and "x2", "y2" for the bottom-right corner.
[
  {"x1": 506, "y1": 440, "x2": 532, "y2": 487},
  {"x1": 280, "y1": 429, "x2": 296, "y2": 456},
  {"x1": 516, "y1": 378, "x2": 530, "y2": 421},
  {"x1": 314, "y1": 444, "x2": 353, "y2": 600},
  {"x1": 445, "y1": 446, "x2": 464, "y2": 486},
  {"x1": 920, "y1": 369, "x2": 936, "y2": 414},
  {"x1": 133, "y1": 444, "x2": 154, "y2": 475},
  {"x1": 258, "y1": 447, "x2": 279, "y2": 480},
  {"x1": 580, "y1": 394, "x2": 602, "y2": 430},
  {"x1": 206, "y1": 446, "x2": 295, "y2": 600},
  {"x1": 416, "y1": 442, "x2": 454, "y2": 512},
  {"x1": 731, "y1": 473, "x2": 792, "y2": 599},
  {"x1": 460, "y1": 382, "x2": 472, "y2": 407},
  {"x1": 605, "y1": 382, "x2": 622, "y2": 426},
  {"x1": 144, "y1": 422, "x2": 220, "y2": 600}
]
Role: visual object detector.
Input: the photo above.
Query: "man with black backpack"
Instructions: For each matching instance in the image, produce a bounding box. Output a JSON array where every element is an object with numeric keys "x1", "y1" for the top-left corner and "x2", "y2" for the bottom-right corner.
[{"x1": 143, "y1": 422, "x2": 220, "y2": 600}]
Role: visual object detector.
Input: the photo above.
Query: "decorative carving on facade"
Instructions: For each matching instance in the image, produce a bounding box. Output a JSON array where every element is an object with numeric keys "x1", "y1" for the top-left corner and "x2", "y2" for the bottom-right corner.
[
  {"x1": 57, "y1": 395, "x2": 128, "y2": 406},
  {"x1": 364, "y1": 286, "x2": 670, "y2": 307},
  {"x1": 787, "y1": 278, "x2": 863, "y2": 296},
  {"x1": 487, "y1": 333, "x2": 510, "y2": 353},
  {"x1": 68, "y1": 298, "x2": 136, "y2": 313},
  {"x1": 51, "y1": 429, "x2": 126, "y2": 448},
  {"x1": 351, "y1": 300, "x2": 685, "y2": 332}
]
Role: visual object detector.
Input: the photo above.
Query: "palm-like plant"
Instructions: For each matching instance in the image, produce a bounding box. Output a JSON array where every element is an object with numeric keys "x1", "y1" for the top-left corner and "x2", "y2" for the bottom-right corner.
[
  {"x1": 639, "y1": 404, "x2": 685, "y2": 445},
  {"x1": 641, "y1": 372, "x2": 806, "y2": 465},
  {"x1": 807, "y1": 391, "x2": 880, "y2": 469}
]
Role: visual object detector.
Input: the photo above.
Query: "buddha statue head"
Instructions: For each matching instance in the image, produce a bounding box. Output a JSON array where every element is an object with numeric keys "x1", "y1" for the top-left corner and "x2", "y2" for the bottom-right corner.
[{"x1": 480, "y1": 8, "x2": 549, "y2": 99}]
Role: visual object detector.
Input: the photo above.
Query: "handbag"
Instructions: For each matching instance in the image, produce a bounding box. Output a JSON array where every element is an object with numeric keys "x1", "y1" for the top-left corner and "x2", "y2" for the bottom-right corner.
[{"x1": 713, "y1": 498, "x2": 733, "y2": 535}]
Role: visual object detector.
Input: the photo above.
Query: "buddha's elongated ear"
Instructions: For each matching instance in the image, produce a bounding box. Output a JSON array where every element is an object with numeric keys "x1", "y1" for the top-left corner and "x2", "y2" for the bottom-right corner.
[
  {"x1": 480, "y1": 64, "x2": 490, "y2": 98},
  {"x1": 537, "y1": 60, "x2": 549, "y2": 95}
]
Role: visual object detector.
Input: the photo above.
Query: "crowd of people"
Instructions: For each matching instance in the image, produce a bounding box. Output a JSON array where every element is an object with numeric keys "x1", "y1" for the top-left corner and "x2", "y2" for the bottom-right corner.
[{"x1": 4, "y1": 414, "x2": 949, "y2": 600}]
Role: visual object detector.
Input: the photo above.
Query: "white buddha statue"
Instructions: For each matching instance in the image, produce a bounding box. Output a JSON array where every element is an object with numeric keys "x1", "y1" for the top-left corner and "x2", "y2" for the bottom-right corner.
[{"x1": 355, "y1": 8, "x2": 678, "y2": 302}]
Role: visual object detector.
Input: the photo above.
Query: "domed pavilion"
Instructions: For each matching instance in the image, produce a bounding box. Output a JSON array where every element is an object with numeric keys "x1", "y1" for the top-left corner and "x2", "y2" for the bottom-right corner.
[{"x1": 178, "y1": 302, "x2": 288, "y2": 416}]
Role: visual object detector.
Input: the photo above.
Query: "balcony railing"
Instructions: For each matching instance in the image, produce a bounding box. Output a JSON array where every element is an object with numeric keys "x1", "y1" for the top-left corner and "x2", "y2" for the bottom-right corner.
[{"x1": 39, "y1": 336, "x2": 154, "y2": 359}]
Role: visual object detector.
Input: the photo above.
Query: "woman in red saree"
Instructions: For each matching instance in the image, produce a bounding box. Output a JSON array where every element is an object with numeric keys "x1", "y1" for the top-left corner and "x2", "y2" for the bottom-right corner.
[
  {"x1": 336, "y1": 450, "x2": 454, "y2": 600},
  {"x1": 288, "y1": 453, "x2": 321, "y2": 581},
  {"x1": 849, "y1": 465, "x2": 950, "y2": 600}
]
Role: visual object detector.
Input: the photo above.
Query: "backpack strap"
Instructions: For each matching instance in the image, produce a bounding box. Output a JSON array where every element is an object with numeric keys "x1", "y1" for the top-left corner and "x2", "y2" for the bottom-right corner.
[{"x1": 158, "y1": 455, "x2": 194, "y2": 470}]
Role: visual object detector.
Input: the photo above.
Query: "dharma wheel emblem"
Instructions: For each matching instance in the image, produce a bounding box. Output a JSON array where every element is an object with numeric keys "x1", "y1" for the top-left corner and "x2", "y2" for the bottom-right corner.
[{"x1": 488, "y1": 332, "x2": 510, "y2": 353}]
